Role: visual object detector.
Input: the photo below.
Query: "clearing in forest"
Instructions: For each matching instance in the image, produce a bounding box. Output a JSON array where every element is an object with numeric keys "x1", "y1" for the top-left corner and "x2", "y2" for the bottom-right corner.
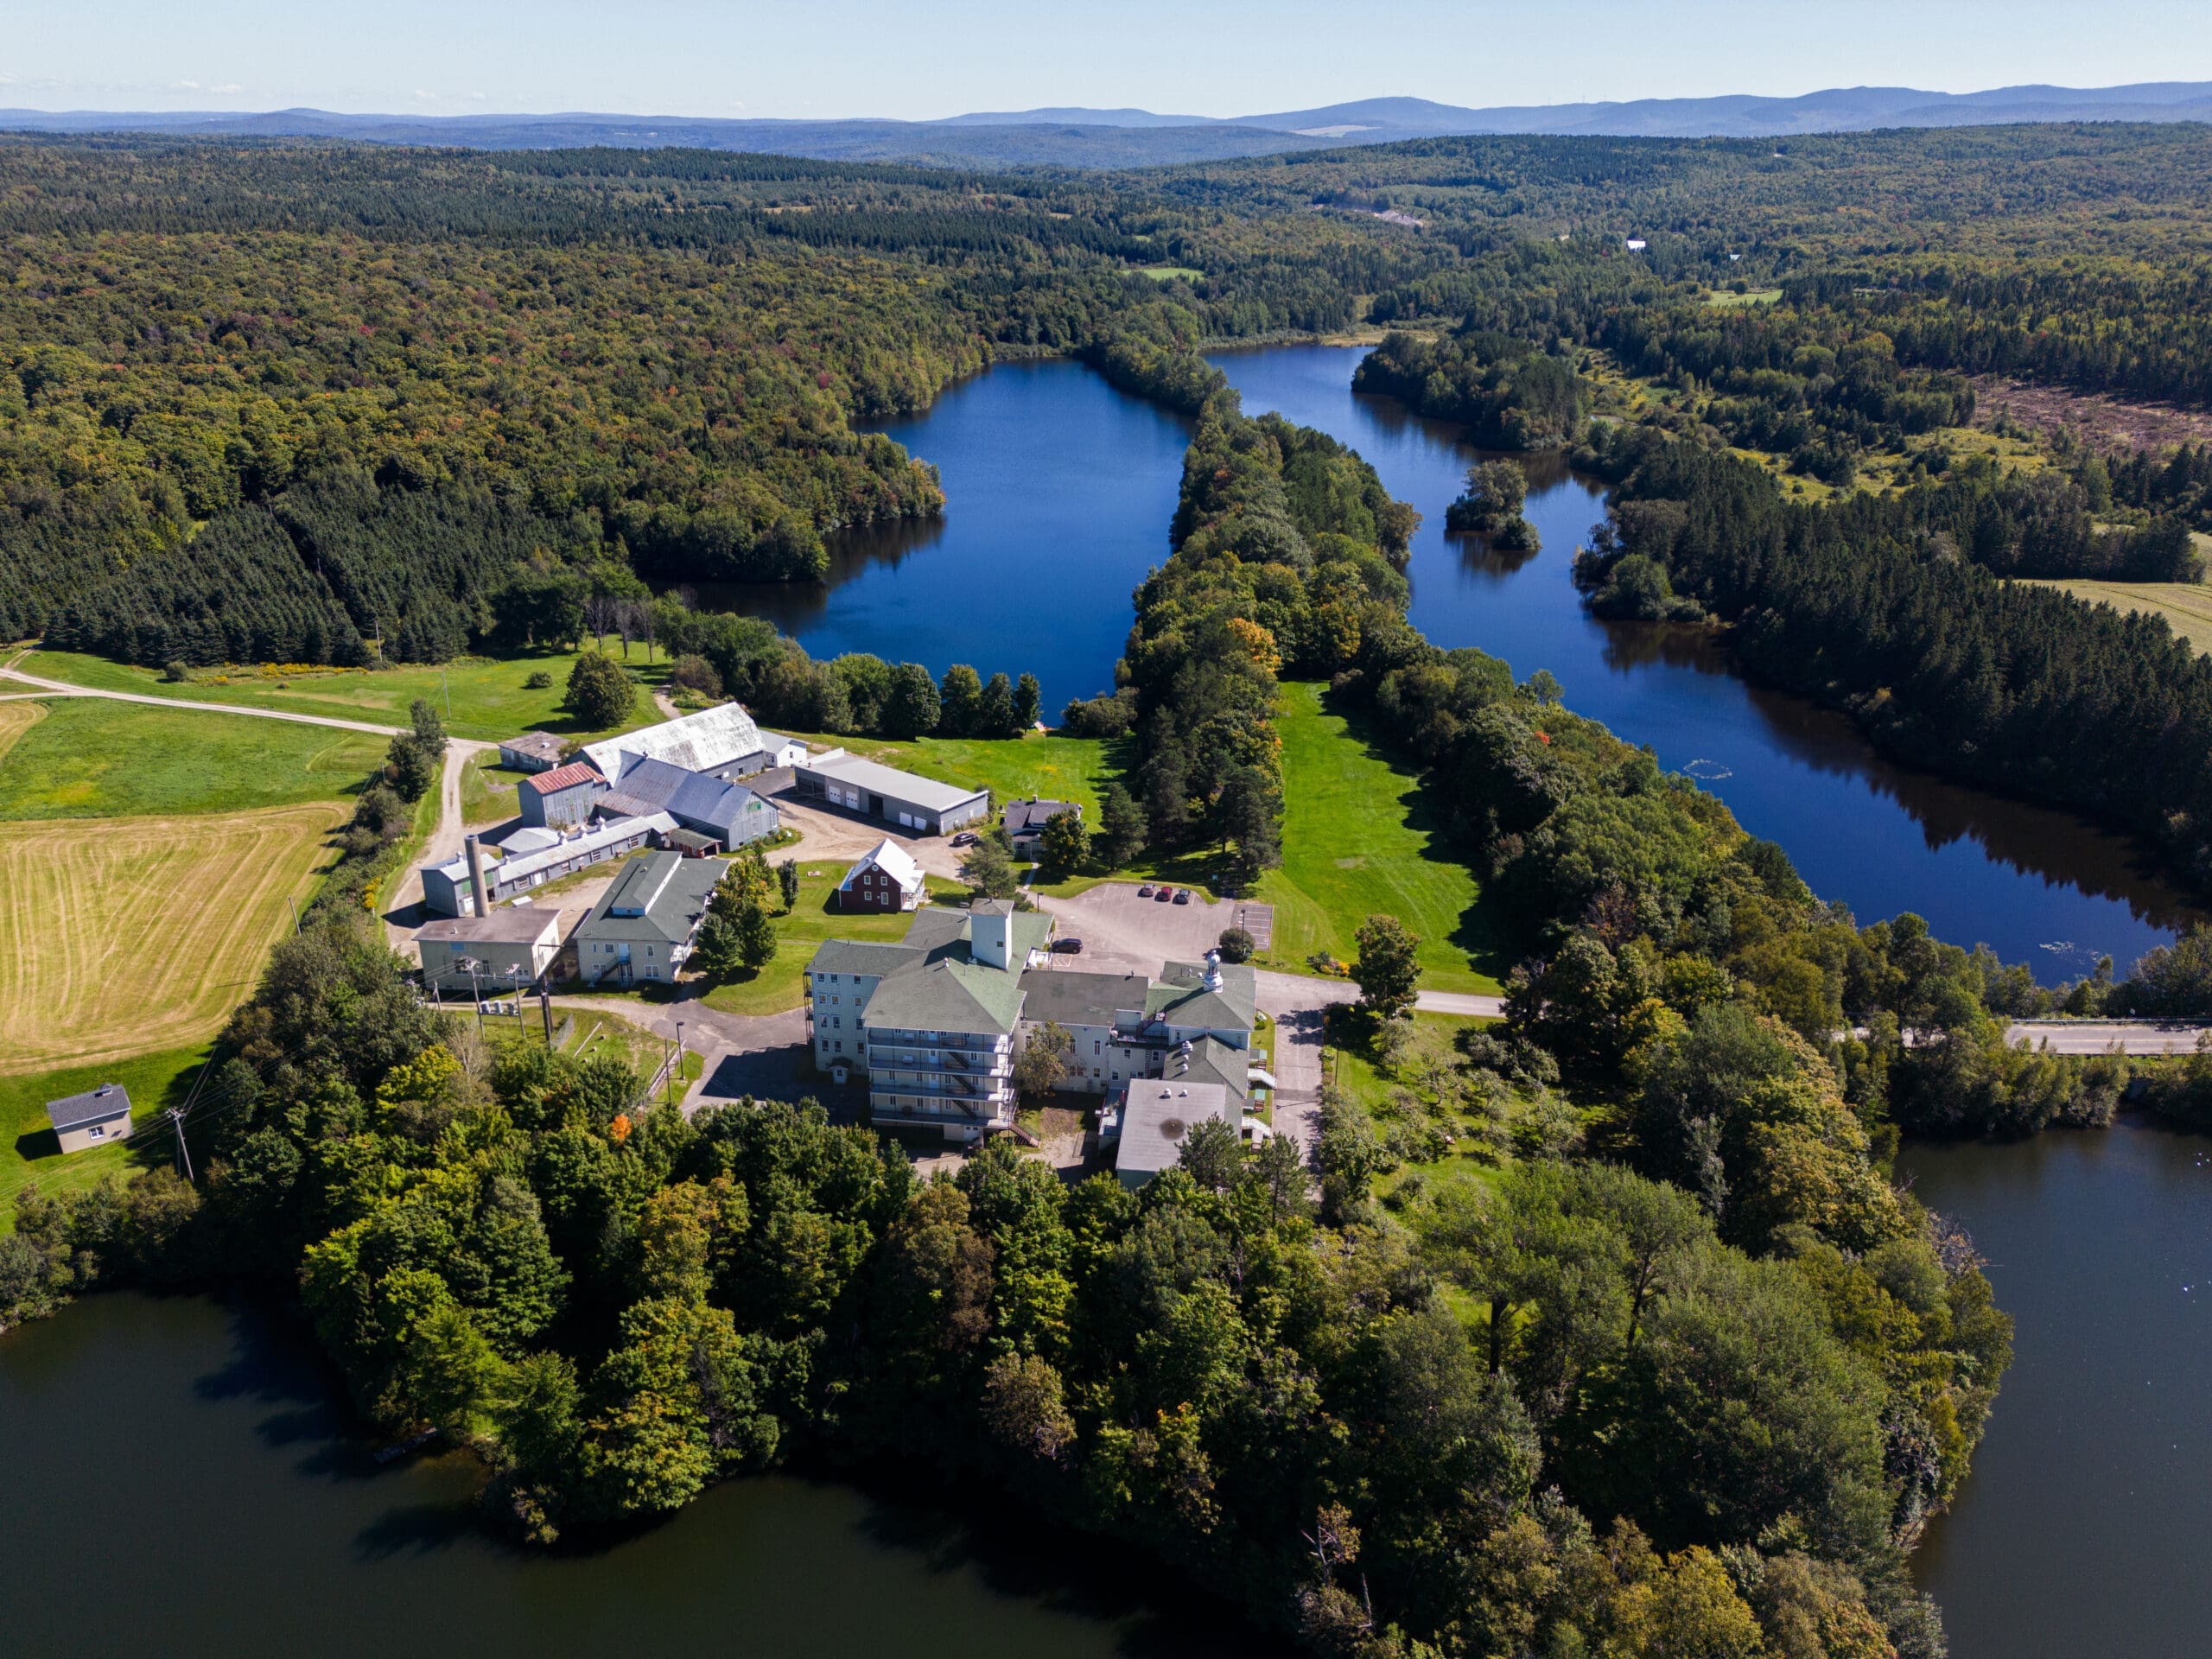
[
  {"x1": 0, "y1": 803, "x2": 342, "y2": 1074},
  {"x1": 1254, "y1": 682, "x2": 1509, "y2": 994}
]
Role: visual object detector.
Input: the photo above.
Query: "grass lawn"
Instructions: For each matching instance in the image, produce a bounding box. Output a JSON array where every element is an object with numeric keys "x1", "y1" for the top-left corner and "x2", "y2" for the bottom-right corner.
[
  {"x1": 697, "y1": 865, "x2": 967, "y2": 1016},
  {"x1": 25, "y1": 638, "x2": 674, "y2": 742},
  {"x1": 2024, "y1": 577, "x2": 2212, "y2": 657},
  {"x1": 462, "y1": 752, "x2": 525, "y2": 827},
  {"x1": 1253, "y1": 683, "x2": 1509, "y2": 994},
  {"x1": 1, "y1": 1043, "x2": 212, "y2": 1229},
  {"x1": 0, "y1": 697, "x2": 385, "y2": 819},
  {"x1": 1137, "y1": 265, "x2": 1205, "y2": 282},
  {"x1": 1327, "y1": 1010, "x2": 1498, "y2": 1205},
  {"x1": 1704, "y1": 288, "x2": 1782, "y2": 308}
]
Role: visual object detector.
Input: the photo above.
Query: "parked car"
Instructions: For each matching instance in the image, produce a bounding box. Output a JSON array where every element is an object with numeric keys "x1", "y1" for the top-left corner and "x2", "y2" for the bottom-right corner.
[
  {"x1": 951, "y1": 831, "x2": 977, "y2": 847},
  {"x1": 1053, "y1": 937, "x2": 1084, "y2": 954},
  {"x1": 1155, "y1": 886, "x2": 1174, "y2": 902},
  {"x1": 1137, "y1": 884, "x2": 1154, "y2": 898},
  {"x1": 1172, "y1": 888, "x2": 1191, "y2": 905}
]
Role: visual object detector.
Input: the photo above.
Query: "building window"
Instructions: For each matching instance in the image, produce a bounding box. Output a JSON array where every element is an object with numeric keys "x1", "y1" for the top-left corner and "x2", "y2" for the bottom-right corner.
[{"x1": 834, "y1": 1041, "x2": 843, "y2": 1053}]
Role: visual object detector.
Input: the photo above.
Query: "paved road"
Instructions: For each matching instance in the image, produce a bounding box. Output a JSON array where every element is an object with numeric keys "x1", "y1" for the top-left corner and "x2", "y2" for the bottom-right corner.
[{"x1": 2005, "y1": 1020, "x2": 2212, "y2": 1055}]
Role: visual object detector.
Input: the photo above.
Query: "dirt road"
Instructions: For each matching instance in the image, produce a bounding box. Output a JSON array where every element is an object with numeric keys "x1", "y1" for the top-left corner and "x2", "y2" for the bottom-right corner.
[{"x1": 0, "y1": 661, "x2": 409, "y2": 735}]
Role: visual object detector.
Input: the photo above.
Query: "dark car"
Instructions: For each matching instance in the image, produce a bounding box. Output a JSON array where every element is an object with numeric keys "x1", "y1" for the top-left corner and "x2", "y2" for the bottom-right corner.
[
  {"x1": 1155, "y1": 886, "x2": 1174, "y2": 901},
  {"x1": 951, "y1": 831, "x2": 977, "y2": 847},
  {"x1": 1137, "y1": 884, "x2": 1154, "y2": 898},
  {"x1": 1053, "y1": 937, "x2": 1084, "y2": 954},
  {"x1": 1172, "y1": 888, "x2": 1191, "y2": 905}
]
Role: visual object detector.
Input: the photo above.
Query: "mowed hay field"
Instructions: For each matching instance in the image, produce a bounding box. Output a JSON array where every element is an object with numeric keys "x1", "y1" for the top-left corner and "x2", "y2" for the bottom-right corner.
[
  {"x1": 0, "y1": 696, "x2": 366, "y2": 1077},
  {"x1": 0, "y1": 802, "x2": 343, "y2": 1073}
]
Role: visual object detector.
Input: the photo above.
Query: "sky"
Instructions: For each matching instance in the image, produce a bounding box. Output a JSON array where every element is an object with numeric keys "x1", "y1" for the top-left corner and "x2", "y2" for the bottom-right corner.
[{"x1": 5, "y1": 0, "x2": 2211, "y2": 120}]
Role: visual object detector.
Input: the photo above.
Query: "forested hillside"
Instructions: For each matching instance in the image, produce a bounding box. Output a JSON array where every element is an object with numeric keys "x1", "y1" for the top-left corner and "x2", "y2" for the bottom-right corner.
[{"x1": 0, "y1": 139, "x2": 1425, "y2": 661}]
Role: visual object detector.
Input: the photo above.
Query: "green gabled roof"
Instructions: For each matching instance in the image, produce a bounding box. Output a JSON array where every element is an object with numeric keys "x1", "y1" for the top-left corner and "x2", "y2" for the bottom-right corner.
[
  {"x1": 1149, "y1": 960, "x2": 1258, "y2": 1033},
  {"x1": 863, "y1": 958, "x2": 1024, "y2": 1036},
  {"x1": 808, "y1": 939, "x2": 926, "y2": 978}
]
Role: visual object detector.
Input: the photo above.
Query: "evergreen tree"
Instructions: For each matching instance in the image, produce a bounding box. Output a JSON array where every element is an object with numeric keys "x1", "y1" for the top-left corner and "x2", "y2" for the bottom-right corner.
[
  {"x1": 976, "y1": 673, "x2": 1019, "y2": 738},
  {"x1": 938, "y1": 664, "x2": 983, "y2": 736},
  {"x1": 1096, "y1": 783, "x2": 1148, "y2": 869},
  {"x1": 1013, "y1": 672, "x2": 1042, "y2": 731},
  {"x1": 735, "y1": 898, "x2": 779, "y2": 972}
]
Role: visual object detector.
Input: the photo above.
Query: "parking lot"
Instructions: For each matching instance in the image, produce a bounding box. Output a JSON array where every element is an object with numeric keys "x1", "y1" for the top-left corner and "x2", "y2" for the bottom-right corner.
[{"x1": 1033, "y1": 880, "x2": 1251, "y2": 974}]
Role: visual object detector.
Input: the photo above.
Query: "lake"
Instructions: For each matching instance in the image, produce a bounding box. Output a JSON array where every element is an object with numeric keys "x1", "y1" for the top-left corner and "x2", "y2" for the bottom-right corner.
[
  {"x1": 0, "y1": 1291, "x2": 1270, "y2": 1659},
  {"x1": 1901, "y1": 1119, "x2": 2212, "y2": 1659},
  {"x1": 734, "y1": 343, "x2": 2193, "y2": 980}
]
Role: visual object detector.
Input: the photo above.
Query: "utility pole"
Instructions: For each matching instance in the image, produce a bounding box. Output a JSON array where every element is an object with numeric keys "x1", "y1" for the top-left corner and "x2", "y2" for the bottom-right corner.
[
  {"x1": 673, "y1": 1020, "x2": 686, "y2": 1104},
  {"x1": 462, "y1": 957, "x2": 485, "y2": 1034},
  {"x1": 169, "y1": 1108, "x2": 194, "y2": 1183},
  {"x1": 540, "y1": 982, "x2": 554, "y2": 1044},
  {"x1": 288, "y1": 895, "x2": 302, "y2": 935}
]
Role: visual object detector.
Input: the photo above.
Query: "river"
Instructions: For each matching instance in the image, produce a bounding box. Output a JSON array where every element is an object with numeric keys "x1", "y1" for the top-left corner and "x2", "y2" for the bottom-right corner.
[
  {"x1": 744, "y1": 343, "x2": 2193, "y2": 981},
  {"x1": 0, "y1": 1291, "x2": 1270, "y2": 1659}
]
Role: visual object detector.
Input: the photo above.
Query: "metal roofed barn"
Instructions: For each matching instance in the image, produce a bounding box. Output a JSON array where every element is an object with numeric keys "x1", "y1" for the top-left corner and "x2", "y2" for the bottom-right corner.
[{"x1": 793, "y1": 748, "x2": 989, "y2": 835}]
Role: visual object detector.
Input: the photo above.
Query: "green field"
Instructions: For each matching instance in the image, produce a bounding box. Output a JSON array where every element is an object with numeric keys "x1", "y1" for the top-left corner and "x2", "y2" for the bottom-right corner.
[
  {"x1": 2025, "y1": 577, "x2": 2212, "y2": 656},
  {"x1": 1704, "y1": 288, "x2": 1782, "y2": 308},
  {"x1": 25, "y1": 639, "x2": 672, "y2": 742},
  {"x1": 1137, "y1": 265, "x2": 1205, "y2": 282},
  {"x1": 462, "y1": 751, "x2": 526, "y2": 827},
  {"x1": 1254, "y1": 683, "x2": 1508, "y2": 993},
  {"x1": 699, "y1": 865, "x2": 967, "y2": 1016},
  {"x1": 0, "y1": 697, "x2": 386, "y2": 820},
  {"x1": 1, "y1": 1043, "x2": 211, "y2": 1227}
]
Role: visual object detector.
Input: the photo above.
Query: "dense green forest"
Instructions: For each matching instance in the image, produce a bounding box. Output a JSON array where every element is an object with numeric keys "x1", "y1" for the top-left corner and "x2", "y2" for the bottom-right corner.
[{"x1": 0, "y1": 137, "x2": 1422, "y2": 658}]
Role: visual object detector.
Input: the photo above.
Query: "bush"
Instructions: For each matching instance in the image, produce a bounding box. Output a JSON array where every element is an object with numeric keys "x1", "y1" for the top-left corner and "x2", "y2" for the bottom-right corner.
[
  {"x1": 668, "y1": 654, "x2": 724, "y2": 699},
  {"x1": 162, "y1": 660, "x2": 190, "y2": 683},
  {"x1": 523, "y1": 670, "x2": 554, "y2": 690},
  {"x1": 1059, "y1": 688, "x2": 1138, "y2": 738},
  {"x1": 1217, "y1": 926, "x2": 1255, "y2": 963}
]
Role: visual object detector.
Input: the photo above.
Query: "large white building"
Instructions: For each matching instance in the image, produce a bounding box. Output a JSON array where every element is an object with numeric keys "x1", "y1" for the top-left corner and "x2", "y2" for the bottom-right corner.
[{"x1": 805, "y1": 903, "x2": 1258, "y2": 1143}]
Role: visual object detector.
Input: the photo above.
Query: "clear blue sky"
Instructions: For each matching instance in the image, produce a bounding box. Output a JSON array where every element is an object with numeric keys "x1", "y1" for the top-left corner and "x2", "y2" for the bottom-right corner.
[{"x1": 7, "y1": 0, "x2": 2210, "y2": 119}]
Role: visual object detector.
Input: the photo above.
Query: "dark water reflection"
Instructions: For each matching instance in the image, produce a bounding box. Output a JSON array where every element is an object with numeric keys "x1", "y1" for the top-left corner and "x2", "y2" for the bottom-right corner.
[
  {"x1": 1208, "y1": 344, "x2": 2202, "y2": 979},
  {"x1": 709, "y1": 357, "x2": 1193, "y2": 716},
  {"x1": 1900, "y1": 1122, "x2": 2212, "y2": 1659},
  {"x1": 0, "y1": 1292, "x2": 1272, "y2": 1659}
]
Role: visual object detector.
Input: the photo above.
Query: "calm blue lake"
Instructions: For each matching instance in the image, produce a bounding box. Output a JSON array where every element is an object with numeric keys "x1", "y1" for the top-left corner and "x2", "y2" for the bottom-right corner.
[{"x1": 724, "y1": 343, "x2": 2198, "y2": 979}]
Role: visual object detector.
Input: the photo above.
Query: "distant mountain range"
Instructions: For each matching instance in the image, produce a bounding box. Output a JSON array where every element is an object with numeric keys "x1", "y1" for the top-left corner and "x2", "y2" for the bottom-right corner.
[{"x1": 6, "y1": 82, "x2": 2211, "y2": 168}]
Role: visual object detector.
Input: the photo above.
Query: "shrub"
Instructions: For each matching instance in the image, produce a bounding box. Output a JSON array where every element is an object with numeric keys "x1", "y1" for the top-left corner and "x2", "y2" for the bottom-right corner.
[
  {"x1": 668, "y1": 654, "x2": 724, "y2": 699},
  {"x1": 162, "y1": 660, "x2": 190, "y2": 683},
  {"x1": 1217, "y1": 926, "x2": 1255, "y2": 963},
  {"x1": 523, "y1": 670, "x2": 554, "y2": 690}
]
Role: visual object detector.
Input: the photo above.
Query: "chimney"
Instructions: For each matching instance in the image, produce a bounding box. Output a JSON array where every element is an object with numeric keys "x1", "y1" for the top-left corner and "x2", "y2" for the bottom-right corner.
[
  {"x1": 971, "y1": 903, "x2": 1012, "y2": 969},
  {"x1": 465, "y1": 833, "x2": 490, "y2": 918}
]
